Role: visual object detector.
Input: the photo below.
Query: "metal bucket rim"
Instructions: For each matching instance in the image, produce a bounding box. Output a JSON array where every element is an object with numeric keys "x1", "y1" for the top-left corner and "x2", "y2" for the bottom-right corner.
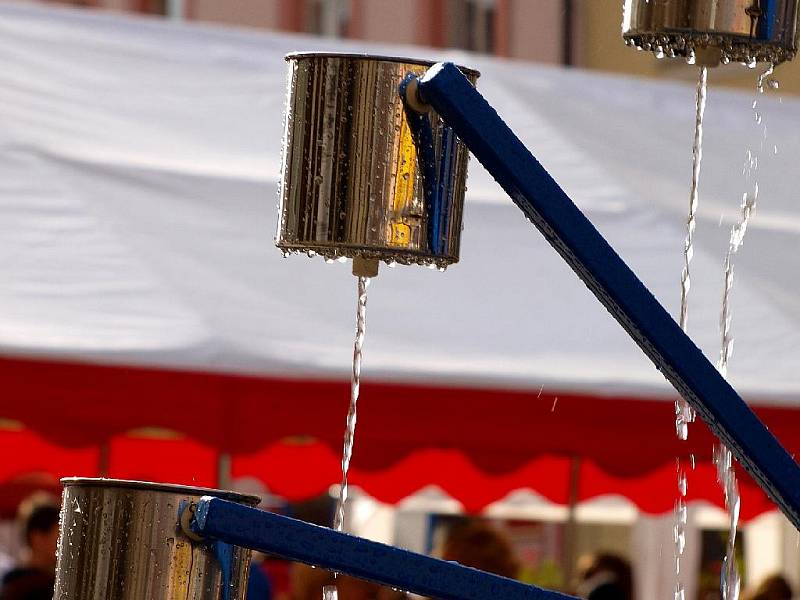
[
  {"x1": 284, "y1": 51, "x2": 481, "y2": 79},
  {"x1": 60, "y1": 477, "x2": 261, "y2": 505}
]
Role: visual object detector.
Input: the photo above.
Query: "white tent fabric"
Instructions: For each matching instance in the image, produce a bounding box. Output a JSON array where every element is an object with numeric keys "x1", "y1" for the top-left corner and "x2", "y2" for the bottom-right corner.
[{"x1": 0, "y1": 2, "x2": 799, "y2": 404}]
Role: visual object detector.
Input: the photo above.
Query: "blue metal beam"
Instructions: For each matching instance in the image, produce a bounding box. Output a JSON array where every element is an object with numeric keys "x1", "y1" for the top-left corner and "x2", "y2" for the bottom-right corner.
[
  {"x1": 411, "y1": 62, "x2": 800, "y2": 530},
  {"x1": 191, "y1": 497, "x2": 577, "y2": 600}
]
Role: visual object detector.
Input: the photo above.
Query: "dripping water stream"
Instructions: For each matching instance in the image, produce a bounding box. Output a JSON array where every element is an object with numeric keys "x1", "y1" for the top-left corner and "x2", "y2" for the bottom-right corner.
[
  {"x1": 674, "y1": 65, "x2": 707, "y2": 600},
  {"x1": 714, "y1": 63, "x2": 777, "y2": 600},
  {"x1": 324, "y1": 275, "x2": 371, "y2": 600},
  {"x1": 334, "y1": 275, "x2": 370, "y2": 533},
  {"x1": 679, "y1": 65, "x2": 708, "y2": 337}
]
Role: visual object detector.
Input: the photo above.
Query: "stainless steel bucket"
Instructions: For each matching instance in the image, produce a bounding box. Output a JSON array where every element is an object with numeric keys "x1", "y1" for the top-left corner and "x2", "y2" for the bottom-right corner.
[
  {"x1": 54, "y1": 478, "x2": 260, "y2": 600},
  {"x1": 276, "y1": 53, "x2": 479, "y2": 273},
  {"x1": 623, "y1": 0, "x2": 800, "y2": 65}
]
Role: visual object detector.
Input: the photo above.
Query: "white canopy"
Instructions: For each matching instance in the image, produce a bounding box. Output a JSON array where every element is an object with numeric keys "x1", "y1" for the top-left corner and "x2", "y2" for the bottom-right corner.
[{"x1": 0, "y1": 2, "x2": 798, "y2": 404}]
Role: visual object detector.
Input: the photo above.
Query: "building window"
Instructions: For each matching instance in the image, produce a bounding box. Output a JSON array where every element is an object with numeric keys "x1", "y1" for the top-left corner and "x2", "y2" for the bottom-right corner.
[
  {"x1": 306, "y1": 0, "x2": 350, "y2": 38},
  {"x1": 446, "y1": 0, "x2": 496, "y2": 54}
]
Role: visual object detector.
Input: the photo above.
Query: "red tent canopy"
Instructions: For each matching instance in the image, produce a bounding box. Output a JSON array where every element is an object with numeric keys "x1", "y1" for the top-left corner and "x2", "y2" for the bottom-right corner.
[{"x1": 1, "y1": 355, "x2": 794, "y2": 519}]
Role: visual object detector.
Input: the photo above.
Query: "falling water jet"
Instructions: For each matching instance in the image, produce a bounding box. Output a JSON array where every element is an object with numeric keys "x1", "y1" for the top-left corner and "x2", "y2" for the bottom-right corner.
[
  {"x1": 675, "y1": 65, "x2": 707, "y2": 443},
  {"x1": 712, "y1": 63, "x2": 776, "y2": 600},
  {"x1": 332, "y1": 273, "x2": 371, "y2": 535},
  {"x1": 326, "y1": 267, "x2": 373, "y2": 600},
  {"x1": 671, "y1": 64, "x2": 709, "y2": 600},
  {"x1": 679, "y1": 66, "x2": 708, "y2": 339}
]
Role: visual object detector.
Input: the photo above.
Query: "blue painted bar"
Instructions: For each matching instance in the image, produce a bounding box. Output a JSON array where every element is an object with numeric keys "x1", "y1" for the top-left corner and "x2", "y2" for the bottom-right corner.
[
  {"x1": 412, "y1": 62, "x2": 800, "y2": 530},
  {"x1": 436, "y1": 125, "x2": 457, "y2": 254},
  {"x1": 759, "y1": 0, "x2": 779, "y2": 41},
  {"x1": 192, "y1": 497, "x2": 577, "y2": 600},
  {"x1": 400, "y1": 74, "x2": 443, "y2": 256}
]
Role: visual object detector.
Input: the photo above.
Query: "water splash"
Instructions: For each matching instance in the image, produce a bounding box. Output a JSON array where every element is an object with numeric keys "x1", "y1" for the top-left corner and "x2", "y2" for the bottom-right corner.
[
  {"x1": 718, "y1": 190, "x2": 757, "y2": 380},
  {"x1": 756, "y1": 64, "x2": 776, "y2": 95},
  {"x1": 333, "y1": 276, "x2": 370, "y2": 533}
]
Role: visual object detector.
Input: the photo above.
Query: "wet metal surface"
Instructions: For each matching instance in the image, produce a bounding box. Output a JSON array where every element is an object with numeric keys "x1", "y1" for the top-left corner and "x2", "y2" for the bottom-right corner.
[
  {"x1": 54, "y1": 478, "x2": 260, "y2": 600},
  {"x1": 277, "y1": 53, "x2": 478, "y2": 269},
  {"x1": 624, "y1": 0, "x2": 799, "y2": 64}
]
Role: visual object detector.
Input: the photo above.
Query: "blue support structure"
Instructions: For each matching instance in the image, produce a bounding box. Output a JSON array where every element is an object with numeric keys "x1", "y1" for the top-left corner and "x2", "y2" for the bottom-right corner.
[
  {"x1": 410, "y1": 62, "x2": 800, "y2": 530},
  {"x1": 191, "y1": 497, "x2": 577, "y2": 600}
]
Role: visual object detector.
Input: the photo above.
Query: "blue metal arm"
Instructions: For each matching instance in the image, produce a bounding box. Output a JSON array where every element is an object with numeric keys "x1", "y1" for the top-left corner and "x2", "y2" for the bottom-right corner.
[
  {"x1": 410, "y1": 62, "x2": 800, "y2": 530},
  {"x1": 400, "y1": 73, "x2": 457, "y2": 256},
  {"x1": 191, "y1": 497, "x2": 577, "y2": 600}
]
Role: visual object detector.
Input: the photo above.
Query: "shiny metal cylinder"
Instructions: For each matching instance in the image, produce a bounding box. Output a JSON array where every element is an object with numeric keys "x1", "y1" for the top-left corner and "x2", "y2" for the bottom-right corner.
[
  {"x1": 623, "y1": 0, "x2": 800, "y2": 64},
  {"x1": 276, "y1": 53, "x2": 479, "y2": 270},
  {"x1": 54, "y1": 478, "x2": 260, "y2": 600}
]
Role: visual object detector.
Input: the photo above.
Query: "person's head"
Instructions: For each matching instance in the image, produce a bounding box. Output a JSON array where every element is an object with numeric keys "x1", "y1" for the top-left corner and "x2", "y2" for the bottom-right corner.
[
  {"x1": 438, "y1": 520, "x2": 520, "y2": 580},
  {"x1": 744, "y1": 574, "x2": 793, "y2": 600},
  {"x1": 19, "y1": 499, "x2": 61, "y2": 571},
  {"x1": 576, "y1": 553, "x2": 632, "y2": 600}
]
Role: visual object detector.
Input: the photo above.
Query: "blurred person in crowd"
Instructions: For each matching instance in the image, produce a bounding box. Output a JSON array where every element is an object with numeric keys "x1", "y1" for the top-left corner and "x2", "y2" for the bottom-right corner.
[
  {"x1": 282, "y1": 562, "x2": 329, "y2": 600},
  {"x1": 0, "y1": 552, "x2": 13, "y2": 582},
  {"x1": 437, "y1": 519, "x2": 521, "y2": 580},
  {"x1": 0, "y1": 497, "x2": 60, "y2": 600},
  {"x1": 575, "y1": 552, "x2": 633, "y2": 600},
  {"x1": 742, "y1": 573, "x2": 793, "y2": 600}
]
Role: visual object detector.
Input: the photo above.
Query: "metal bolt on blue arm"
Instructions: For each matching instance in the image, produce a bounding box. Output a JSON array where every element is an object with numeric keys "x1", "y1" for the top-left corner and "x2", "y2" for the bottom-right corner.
[
  {"x1": 409, "y1": 62, "x2": 800, "y2": 530},
  {"x1": 192, "y1": 497, "x2": 577, "y2": 600}
]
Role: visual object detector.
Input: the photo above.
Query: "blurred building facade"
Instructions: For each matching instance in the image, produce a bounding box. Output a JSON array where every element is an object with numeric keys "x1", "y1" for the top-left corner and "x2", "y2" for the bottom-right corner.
[
  {"x1": 54, "y1": 0, "x2": 573, "y2": 66},
  {"x1": 47, "y1": 0, "x2": 800, "y2": 93}
]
